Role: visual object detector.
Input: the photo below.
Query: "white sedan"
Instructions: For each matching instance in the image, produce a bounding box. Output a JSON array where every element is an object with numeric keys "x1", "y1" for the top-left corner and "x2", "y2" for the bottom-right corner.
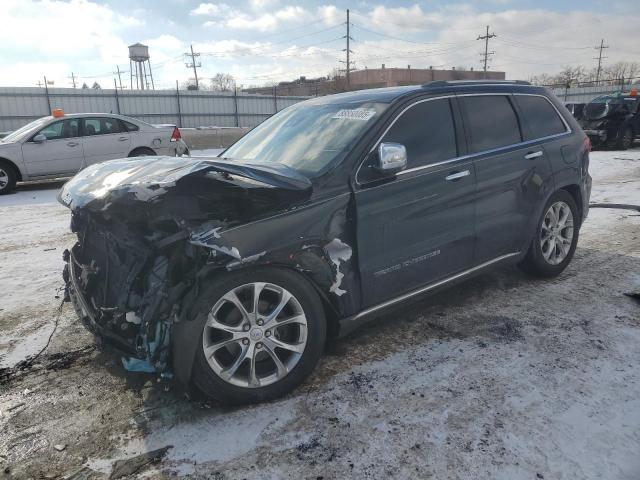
[{"x1": 0, "y1": 112, "x2": 188, "y2": 194}]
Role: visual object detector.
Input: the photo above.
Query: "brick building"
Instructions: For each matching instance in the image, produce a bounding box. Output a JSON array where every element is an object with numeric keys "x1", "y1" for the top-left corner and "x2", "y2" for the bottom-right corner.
[{"x1": 244, "y1": 65, "x2": 506, "y2": 97}]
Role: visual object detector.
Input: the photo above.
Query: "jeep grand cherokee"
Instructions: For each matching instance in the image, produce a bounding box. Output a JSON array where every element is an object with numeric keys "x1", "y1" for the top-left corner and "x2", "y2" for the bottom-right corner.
[{"x1": 60, "y1": 80, "x2": 592, "y2": 404}]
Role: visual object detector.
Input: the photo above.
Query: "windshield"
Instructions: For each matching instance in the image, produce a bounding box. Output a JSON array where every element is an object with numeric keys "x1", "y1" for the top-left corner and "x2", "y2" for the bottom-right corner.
[
  {"x1": 1, "y1": 117, "x2": 50, "y2": 143},
  {"x1": 222, "y1": 100, "x2": 388, "y2": 176},
  {"x1": 589, "y1": 94, "x2": 626, "y2": 105}
]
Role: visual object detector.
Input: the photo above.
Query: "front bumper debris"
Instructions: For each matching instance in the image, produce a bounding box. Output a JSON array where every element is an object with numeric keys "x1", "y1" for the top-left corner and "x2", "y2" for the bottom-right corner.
[
  {"x1": 63, "y1": 245, "x2": 171, "y2": 374},
  {"x1": 583, "y1": 129, "x2": 607, "y2": 144}
]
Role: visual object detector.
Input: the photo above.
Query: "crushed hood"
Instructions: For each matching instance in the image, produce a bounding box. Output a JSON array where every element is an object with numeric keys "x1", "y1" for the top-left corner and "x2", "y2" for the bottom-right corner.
[
  {"x1": 58, "y1": 156, "x2": 313, "y2": 228},
  {"x1": 59, "y1": 156, "x2": 311, "y2": 209}
]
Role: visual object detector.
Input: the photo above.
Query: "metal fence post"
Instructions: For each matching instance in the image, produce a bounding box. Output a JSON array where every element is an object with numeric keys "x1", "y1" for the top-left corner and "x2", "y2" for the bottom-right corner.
[
  {"x1": 43, "y1": 76, "x2": 52, "y2": 113},
  {"x1": 233, "y1": 88, "x2": 239, "y2": 127},
  {"x1": 273, "y1": 86, "x2": 278, "y2": 114},
  {"x1": 176, "y1": 80, "x2": 183, "y2": 128},
  {"x1": 113, "y1": 79, "x2": 121, "y2": 114}
]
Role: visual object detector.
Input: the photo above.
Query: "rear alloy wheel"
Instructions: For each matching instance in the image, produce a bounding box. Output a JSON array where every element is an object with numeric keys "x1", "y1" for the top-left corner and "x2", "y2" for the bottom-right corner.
[
  {"x1": 540, "y1": 201, "x2": 574, "y2": 265},
  {"x1": 192, "y1": 269, "x2": 326, "y2": 404},
  {"x1": 519, "y1": 190, "x2": 579, "y2": 277},
  {"x1": 0, "y1": 163, "x2": 17, "y2": 195}
]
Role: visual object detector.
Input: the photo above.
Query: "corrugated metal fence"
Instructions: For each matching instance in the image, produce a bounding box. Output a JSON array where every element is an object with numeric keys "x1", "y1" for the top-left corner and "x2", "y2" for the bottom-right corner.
[
  {"x1": 549, "y1": 81, "x2": 640, "y2": 104},
  {"x1": 0, "y1": 87, "x2": 311, "y2": 131}
]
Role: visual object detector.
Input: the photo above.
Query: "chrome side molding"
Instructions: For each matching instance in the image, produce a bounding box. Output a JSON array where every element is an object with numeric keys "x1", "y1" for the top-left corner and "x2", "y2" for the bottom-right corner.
[{"x1": 344, "y1": 251, "x2": 521, "y2": 325}]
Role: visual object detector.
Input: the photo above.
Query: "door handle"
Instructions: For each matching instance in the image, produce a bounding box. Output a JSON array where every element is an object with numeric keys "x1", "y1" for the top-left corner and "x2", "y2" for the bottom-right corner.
[
  {"x1": 524, "y1": 150, "x2": 543, "y2": 160},
  {"x1": 118, "y1": 136, "x2": 128, "y2": 141},
  {"x1": 445, "y1": 170, "x2": 470, "y2": 181},
  {"x1": 67, "y1": 141, "x2": 79, "y2": 147}
]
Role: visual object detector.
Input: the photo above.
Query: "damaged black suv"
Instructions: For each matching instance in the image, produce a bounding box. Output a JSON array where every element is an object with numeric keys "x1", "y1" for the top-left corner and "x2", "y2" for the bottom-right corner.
[
  {"x1": 60, "y1": 80, "x2": 591, "y2": 404},
  {"x1": 579, "y1": 90, "x2": 640, "y2": 149}
]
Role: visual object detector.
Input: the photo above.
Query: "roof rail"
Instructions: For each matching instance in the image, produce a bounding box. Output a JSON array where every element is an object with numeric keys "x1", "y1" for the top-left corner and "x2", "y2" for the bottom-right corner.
[{"x1": 423, "y1": 80, "x2": 531, "y2": 88}]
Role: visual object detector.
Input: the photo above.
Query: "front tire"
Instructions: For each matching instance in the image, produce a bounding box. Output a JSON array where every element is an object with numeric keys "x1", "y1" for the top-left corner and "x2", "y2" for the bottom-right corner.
[
  {"x1": 616, "y1": 126, "x2": 633, "y2": 150},
  {"x1": 519, "y1": 190, "x2": 579, "y2": 278},
  {"x1": 0, "y1": 161, "x2": 17, "y2": 195},
  {"x1": 190, "y1": 268, "x2": 326, "y2": 405}
]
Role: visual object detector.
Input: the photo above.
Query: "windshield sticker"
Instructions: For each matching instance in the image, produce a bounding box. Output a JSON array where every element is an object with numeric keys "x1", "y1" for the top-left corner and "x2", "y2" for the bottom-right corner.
[{"x1": 332, "y1": 109, "x2": 376, "y2": 121}]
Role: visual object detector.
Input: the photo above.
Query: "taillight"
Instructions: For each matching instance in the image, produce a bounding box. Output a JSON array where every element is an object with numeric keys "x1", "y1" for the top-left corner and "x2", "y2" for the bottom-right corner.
[
  {"x1": 583, "y1": 136, "x2": 591, "y2": 152},
  {"x1": 170, "y1": 127, "x2": 181, "y2": 142}
]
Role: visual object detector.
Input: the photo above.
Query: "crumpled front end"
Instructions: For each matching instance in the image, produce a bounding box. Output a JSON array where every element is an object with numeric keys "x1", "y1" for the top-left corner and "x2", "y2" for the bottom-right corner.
[
  {"x1": 59, "y1": 155, "x2": 315, "y2": 376},
  {"x1": 63, "y1": 209, "x2": 203, "y2": 373}
]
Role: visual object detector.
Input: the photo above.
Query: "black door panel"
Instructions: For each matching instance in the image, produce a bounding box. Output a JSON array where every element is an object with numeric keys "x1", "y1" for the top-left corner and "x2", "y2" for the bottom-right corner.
[
  {"x1": 457, "y1": 94, "x2": 553, "y2": 262},
  {"x1": 472, "y1": 145, "x2": 552, "y2": 261},
  {"x1": 356, "y1": 159, "x2": 476, "y2": 307},
  {"x1": 355, "y1": 97, "x2": 476, "y2": 307}
]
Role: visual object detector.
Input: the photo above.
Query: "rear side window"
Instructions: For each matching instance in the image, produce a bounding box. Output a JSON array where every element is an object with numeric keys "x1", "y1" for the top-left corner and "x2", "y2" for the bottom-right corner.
[
  {"x1": 513, "y1": 95, "x2": 567, "y2": 140},
  {"x1": 83, "y1": 117, "x2": 123, "y2": 136},
  {"x1": 381, "y1": 98, "x2": 457, "y2": 169},
  {"x1": 460, "y1": 95, "x2": 521, "y2": 153}
]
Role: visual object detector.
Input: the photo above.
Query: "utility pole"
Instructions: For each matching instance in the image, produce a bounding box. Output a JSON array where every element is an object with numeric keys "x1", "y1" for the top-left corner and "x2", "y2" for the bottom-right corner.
[
  {"x1": 594, "y1": 38, "x2": 609, "y2": 85},
  {"x1": 69, "y1": 72, "x2": 77, "y2": 88},
  {"x1": 341, "y1": 9, "x2": 354, "y2": 86},
  {"x1": 114, "y1": 66, "x2": 124, "y2": 90},
  {"x1": 477, "y1": 25, "x2": 496, "y2": 78},
  {"x1": 185, "y1": 44, "x2": 201, "y2": 90}
]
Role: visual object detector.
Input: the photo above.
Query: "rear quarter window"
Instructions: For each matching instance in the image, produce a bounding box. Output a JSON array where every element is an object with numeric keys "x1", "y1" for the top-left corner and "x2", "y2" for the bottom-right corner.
[
  {"x1": 513, "y1": 95, "x2": 567, "y2": 140},
  {"x1": 460, "y1": 95, "x2": 522, "y2": 153},
  {"x1": 122, "y1": 120, "x2": 139, "y2": 132}
]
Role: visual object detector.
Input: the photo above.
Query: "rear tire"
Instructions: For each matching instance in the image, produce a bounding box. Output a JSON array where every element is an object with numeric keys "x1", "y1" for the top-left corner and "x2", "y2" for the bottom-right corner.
[
  {"x1": 190, "y1": 267, "x2": 326, "y2": 405},
  {"x1": 519, "y1": 190, "x2": 579, "y2": 278},
  {"x1": 128, "y1": 147, "x2": 156, "y2": 157},
  {"x1": 0, "y1": 161, "x2": 17, "y2": 195}
]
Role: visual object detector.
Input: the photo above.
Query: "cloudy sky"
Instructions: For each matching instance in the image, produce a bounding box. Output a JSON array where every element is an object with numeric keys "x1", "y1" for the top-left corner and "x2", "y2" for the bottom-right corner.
[{"x1": 0, "y1": 0, "x2": 637, "y2": 89}]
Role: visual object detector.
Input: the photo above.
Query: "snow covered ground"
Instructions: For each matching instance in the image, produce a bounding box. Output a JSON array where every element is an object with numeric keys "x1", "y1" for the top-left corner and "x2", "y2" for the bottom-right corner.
[{"x1": 0, "y1": 150, "x2": 638, "y2": 479}]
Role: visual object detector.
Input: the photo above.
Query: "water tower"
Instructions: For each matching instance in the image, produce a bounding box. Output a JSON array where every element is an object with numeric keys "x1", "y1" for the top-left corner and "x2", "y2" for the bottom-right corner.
[{"x1": 128, "y1": 43, "x2": 155, "y2": 90}]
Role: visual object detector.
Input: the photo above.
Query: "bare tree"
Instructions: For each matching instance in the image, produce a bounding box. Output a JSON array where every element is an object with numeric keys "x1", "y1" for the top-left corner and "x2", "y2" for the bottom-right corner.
[
  {"x1": 603, "y1": 61, "x2": 640, "y2": 83},
  {"x1": 210, "y1": 73, "x2": 236, "y2": 92}
]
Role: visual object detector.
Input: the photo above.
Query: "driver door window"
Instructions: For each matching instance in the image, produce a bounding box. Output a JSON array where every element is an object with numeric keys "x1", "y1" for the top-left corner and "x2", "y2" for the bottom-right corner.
[
  {"x1": 36, "y1": 119, "x2": 80, "y2": 140},
  {"x1": 358, "y1": 99, "x2": 458, "y2": 183}
]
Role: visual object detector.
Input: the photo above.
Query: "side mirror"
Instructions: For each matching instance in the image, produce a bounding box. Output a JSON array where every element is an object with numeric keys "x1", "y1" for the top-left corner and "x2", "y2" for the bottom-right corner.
[
  {"x1": 32, "y1": 134, "x2": 47, "y2": 143},
  {"x1": 375, "y1": 142, "x2": 407, "y2": 175}
]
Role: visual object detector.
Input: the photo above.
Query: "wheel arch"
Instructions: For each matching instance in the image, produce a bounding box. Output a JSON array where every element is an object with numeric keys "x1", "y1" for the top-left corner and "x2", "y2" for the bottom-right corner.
[
  {"x1": 172, "y1": 259, "x2": 344, "y2": 389},
  {"x1": 559, "y1": 183, "x2": 583, "y2": 225},
  {"x1": 0, "y1": 157, "x2": 23, "y2": 181},
  {"x1": 128, "y1": 146, "x2": 156, "y2": 157}
]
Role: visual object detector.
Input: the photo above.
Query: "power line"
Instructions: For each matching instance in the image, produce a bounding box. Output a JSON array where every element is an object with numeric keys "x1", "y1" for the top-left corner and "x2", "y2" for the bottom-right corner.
[
  {"x1": 477, "y1": 25, "x2": 496, "y2": 77},
  {"x1": 497, "y1": 35, "x2": 593, "y2": 51},
  {"x1": 185, "y1": 44, "x2": 202, "y2": 89},
  {"x1": 594, "y1": 38, "x2": 609, "y2": 85},
  {"x1": 350, "y1": 23, "x2": 464, "y2": 47}
]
